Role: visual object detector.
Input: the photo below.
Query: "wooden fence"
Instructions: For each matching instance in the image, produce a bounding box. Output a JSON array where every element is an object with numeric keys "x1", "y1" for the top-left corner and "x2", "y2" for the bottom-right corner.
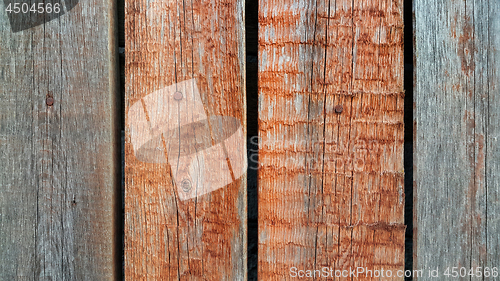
[{"x1": 0, "y1": 0, "x2": 498, "y2": 280}]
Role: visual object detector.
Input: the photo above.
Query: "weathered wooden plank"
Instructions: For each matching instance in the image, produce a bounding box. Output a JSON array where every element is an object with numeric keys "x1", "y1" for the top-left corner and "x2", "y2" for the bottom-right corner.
[
  {"x1": 0, "y1": 0, "x2": 119, "y2": 280},
  {"x1": 486, "y1": 3, "x2": 500, "y2": 275},
  {"x1": 258, "y1": 0, "x2": 405, "y2": 279},
  {"x1": 414, "y1": 0, "x2": 500, "y2": 279},
  {"x1": 124, "y1": 0, "x2": 246, "y2": 279}
]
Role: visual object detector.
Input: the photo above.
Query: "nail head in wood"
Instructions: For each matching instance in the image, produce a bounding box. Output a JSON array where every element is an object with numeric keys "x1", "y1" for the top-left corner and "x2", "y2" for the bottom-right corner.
[
  {"x1": 46, "y1": 97, "x2": 54, "y2": 106},
  {"x1": 173, "y1": 91, "x2": 183, "y2": 101},
  {"x1": 335, "y1": 104, "x2": 343, "y2": 113}
]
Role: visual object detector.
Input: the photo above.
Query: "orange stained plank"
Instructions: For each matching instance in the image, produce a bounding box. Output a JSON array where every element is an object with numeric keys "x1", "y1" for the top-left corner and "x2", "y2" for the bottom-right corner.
[
  {"x1": 124, "y1": 0, "x2": 247, "y2": 279},
  {"x1": 258, "y1": 0, "x2": 405, "y2": 279}
]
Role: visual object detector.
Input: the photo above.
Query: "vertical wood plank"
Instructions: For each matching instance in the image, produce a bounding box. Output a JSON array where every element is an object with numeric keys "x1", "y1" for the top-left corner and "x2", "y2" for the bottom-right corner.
[
  {"x1": 0, "y1": 0, "x2": 119, "y2": 279},
  {"x1": 486, "y1": 2, "x2": 500, "y2": 274},
  {"x1": 124, "y1": 0, "x2": 247, "y2": 279},
  {"x1": 258, "y1": 0, "x2": 405, "y2": 279},
  {"x1": 414, "y1": 0, "x2": 500, "y2": 278}
]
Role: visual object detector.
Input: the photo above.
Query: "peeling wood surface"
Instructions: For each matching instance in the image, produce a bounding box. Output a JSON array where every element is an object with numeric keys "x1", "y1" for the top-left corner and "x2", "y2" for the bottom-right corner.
[
  {"x1": 0, "y1": 0, "x2": 119, "y2": 280},
  {"x1": 258, "y1": 0, "x2": 405, "y2": 279},
  {"x1": 414, "y1": 1, "x2": 500, "y2": 279},
  {"x1": 124, "y1": 0, "x2": 246, "y2": 279}
]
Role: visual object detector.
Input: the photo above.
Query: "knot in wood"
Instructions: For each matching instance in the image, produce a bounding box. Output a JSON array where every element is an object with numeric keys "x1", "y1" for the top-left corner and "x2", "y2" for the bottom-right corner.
[{"x1": 181, "y1": 179, "x2": 192, "y2": 192}]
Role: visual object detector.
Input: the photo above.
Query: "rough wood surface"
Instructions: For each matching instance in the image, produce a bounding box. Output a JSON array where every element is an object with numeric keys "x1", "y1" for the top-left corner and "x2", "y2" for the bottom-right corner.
[
  {"x1": 258, "y1": 0, "x2": 405, "y2": 279},
  {"x1": 0, "y1": 0, "x2": 119, "y2": 280},
  {"x1": 124, "y1": 0, "x2": 246, "y2": 279},
  {"x1": 414, "y1": 0, "x2": 500, "y2": 279}
]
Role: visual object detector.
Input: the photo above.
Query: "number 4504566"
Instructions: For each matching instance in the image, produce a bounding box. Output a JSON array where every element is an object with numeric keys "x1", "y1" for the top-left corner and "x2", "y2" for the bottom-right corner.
[{"x1": 5, "y1": 3, "x2": 61, "y2": 14}]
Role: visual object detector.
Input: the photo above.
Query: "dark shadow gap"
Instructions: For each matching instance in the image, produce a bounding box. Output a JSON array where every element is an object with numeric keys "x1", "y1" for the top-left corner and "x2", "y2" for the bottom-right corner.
[
  {"x1": 246, "y1": 0, "x2": 259, "y2": 279},
  {"x1": 117, "y1": 0, "x2": 125, "y2": 279},
  {"x1": 403, "y1": 0, "x2": 414, "y2": 279}
]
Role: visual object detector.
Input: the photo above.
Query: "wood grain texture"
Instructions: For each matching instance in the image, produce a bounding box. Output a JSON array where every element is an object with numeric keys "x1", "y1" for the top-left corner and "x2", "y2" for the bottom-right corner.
[
  {"x1": 124, "y1": 0, "x2": 246, "y2": 279},
  {"x1": 414, "y1": 0, "x2": 500, "y2": 278},
  {"x1": 0, "y1": 0, "x2": 119, "y2": 280},
  {"x1": 258, "y1": 0, "x2": 405, "y2": 279}
]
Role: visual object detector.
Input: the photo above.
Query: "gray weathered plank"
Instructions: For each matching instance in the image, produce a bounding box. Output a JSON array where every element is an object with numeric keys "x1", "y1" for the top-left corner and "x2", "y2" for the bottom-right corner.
[
  {"x1": 486, "y1": 2, "x2": 500, "y2": 274},
  {"x1": 414, "y1": 0, "x2": 500, "y2": 279},
  {"x1": 0, "y1": 0, "x2": 119, "y2": 279}
]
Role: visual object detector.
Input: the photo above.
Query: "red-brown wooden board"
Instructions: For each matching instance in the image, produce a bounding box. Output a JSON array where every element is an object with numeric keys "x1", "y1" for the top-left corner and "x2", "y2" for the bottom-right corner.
[
  {"x1": 258, "y1": 0, "x2": 405, "y2": 279},
  {"x1": 124, "y1": 0, "x2": 247, "y2": 279}
]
